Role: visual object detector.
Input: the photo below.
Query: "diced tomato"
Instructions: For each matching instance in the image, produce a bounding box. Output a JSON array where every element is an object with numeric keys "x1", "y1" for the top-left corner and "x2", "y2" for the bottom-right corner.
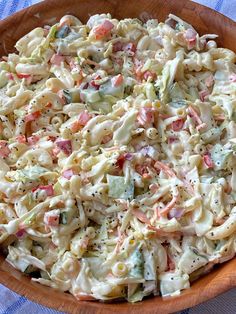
[
  {"x1": 17, "y1": 73, "x2": 31, "y2": 79},
  {"x1": 93, "y1": 20, "x2": 114, "y2": 39},
  {"x1": 62, "y1": 169, "x2": 74, "y2": 179},
  {"x1": 111, "y1": 74, "x2": 123, "y2": 87},
  {"x1": 50, "y1": 54, "x2": 64, "y2": 65},
  {"x1": 56, "y1": 139, "x2": 72, "y2": 155},
  {"x1": 27, "y1": 135, "x2": 40, "y2": 145},
  {"x1": 38, "y1": 185, "x2": 54, "y2": 196},
  {"x1": 116, "y1": 154, "x2": 126, "y2": 169},
  {"x1": 171, "y1": 118, "x2": 184, "y2": 131},
  {"x1": 44, "y1": 213, "x2": 59, "y2": 226},
  {"x1": 0, "y1": 140, "x2": 10, "y2": 158},
  {"x1": 137, "y1": 107, "x2": 154, "y2": 126},
  {"x1": 25, "y1": 111, "x2": 41, "y2": 123},
  {"x1": 203, "y1": 153, "x2": 214, "y2": 168},
  {"x1": 15, "y1": 135, "x2": 27, "y2": 144},
  {"x1": 229, "y1": 73, "x2": 236, "y2": 82},
  {"x1": 123, "y1": 42, "x2": 136, "y2": 53},
  {"x1": 199, "y1": 90, "x2": 209, "y2": 102}
]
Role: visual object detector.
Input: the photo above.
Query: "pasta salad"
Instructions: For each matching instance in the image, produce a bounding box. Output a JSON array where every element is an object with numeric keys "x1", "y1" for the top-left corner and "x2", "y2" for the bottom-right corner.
[{"x1": 0, "y1": 13, "x2": 236, "y2": 302}]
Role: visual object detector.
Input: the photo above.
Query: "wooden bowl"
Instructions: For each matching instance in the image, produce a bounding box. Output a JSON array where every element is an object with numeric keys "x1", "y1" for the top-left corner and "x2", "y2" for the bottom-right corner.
[{"x1": 0, "y1": 0, "x2": 236, "y2": 313}]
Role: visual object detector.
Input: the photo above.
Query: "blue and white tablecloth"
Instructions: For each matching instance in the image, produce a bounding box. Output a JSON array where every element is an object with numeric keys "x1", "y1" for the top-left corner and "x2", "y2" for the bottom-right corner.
[{"x1": 0, "y1": 0, "x2": 235, "y2": 313}]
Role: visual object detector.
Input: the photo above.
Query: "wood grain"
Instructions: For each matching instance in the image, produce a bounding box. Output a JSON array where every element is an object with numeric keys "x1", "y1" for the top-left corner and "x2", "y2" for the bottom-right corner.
[{"x1": 0, "y1": 0, "x2": 236, "y2": 313}]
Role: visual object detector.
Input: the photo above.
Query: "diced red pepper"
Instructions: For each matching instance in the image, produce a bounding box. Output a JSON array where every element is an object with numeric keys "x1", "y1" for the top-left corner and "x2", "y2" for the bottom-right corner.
[
  {"x1": 93, "y1": 20, "x2": 114, "y2": 39},
  {"x1": 50, "y1": 54, "x2": 64, "y2": 66},
  {"x1": 25, "y1": 111, "x2": 41, "y2": 123},
  {"x1": 62, "y1": 169, "x2": 74, "y2": 179},
  {"x1": 116, "y1": 155, "x2": 126, "y2": 169},
  {"x1": 38, "y1": 185, "x2": 54, "y2": 196},
  {"x1": 27, "y1": 135, "x2": 40, "y2": 145},
  {"x1": 111, "y1": 74, "x2": 123, "y2": 87},
  {"x1": 171, "y1": 118, "x2": 184, "y2": 131},
  {"x1": 15, "y1": 135, "x2": 27, "y2": 144},
  {"x1": 56, "y1": 139, "x2": 72, "y2": 155},
  {"x1": 137, "y1": 107, "x2": 154, "y2": 126},
  {"x1": 0, "y1": 140, "x2": 10, "y2": 158},
  {"x1": 17, "y1": 73, "x2": 31, "y2": 79},
  {"x1": 203, "y1": 153, "x2": 214, "y2": 168}
]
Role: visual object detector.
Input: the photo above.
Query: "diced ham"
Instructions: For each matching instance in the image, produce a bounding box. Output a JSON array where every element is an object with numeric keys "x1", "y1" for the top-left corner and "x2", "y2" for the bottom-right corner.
[
  {"x1": 70, "y1": 111, "x2": 91, "y2": 132},
  {"x1": 25, "y1": 111, "x2": 41, "y2": 123},
  {"x1": 0, "y1": 140, "x2": 10, "y2": 158},
  {"x1": 27, "y1": 135, "x2": 40, "y2": 145},
  {"x1": 6, "y1": 73, "x2": 14, "y2": 80},
  {"x1": 50, "y1": 54, "x2": 64, "y2": 65},
  {"x1": 62, "y1": 169, "x2": 74, "y2": 179},
  {"x1": 171, "y1": 118, "x2": 184, "y2": 131},
  {"x1": 38, "y1": 185, "x2": 54, "y2": 196},
  {"x1": 143, "y1": 70, "x2": 156, "y2": 81},
  {"x1": 184, "y1": 28, "x2": 197, "y2": 49},
  {"x1": 137, "y1": 107, "x2": 154, "y2": 126},
  {"x1": 199, "y1": 90, "x2": 210, "y2": 102},
  {"x1": 123, "y1": 42, "x2": 136, "y2": 53},
  {"x1": 112, "y1": 41, "x2": 123, "y2": 52},
  {"x1": 93, "y1": 20, "x2": 114, "y2": 39},
  {"x1": 15, "y1": 228, "x2": 26, "y2": 238},
  {"x1": 56, "y1": 139, "x2": 72, "y2": 155},
  {"x1": 15, "y1": 135, "x2": 27, "y2": 144},
  {"x1": 205, "y1": 75, "x2": 214, "y2": 88},
  {"x1": 203, "y1": 153, "x2": 214, "y2": 168},
  {"x1": 44, "y1": 212, "x2": 59, "y2": 226},
  {"x1": 101, "y1": 134, "x2": 112, "y2": 144}
]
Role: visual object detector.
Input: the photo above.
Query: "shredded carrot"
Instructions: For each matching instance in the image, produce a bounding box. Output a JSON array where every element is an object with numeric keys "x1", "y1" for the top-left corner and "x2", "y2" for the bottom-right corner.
[
  {"x1": 154, "y1": 161, "x2": 176, "y2": 178},
  {"x1": 158, "y1": 195, "x2": 179, "y2": 216}
]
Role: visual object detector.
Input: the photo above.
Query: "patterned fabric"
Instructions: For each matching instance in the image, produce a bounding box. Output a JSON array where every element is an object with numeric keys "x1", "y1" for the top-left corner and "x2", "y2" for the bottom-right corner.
[{"x1": 0, "y1": 0, "x2": 235, "y2": 313}]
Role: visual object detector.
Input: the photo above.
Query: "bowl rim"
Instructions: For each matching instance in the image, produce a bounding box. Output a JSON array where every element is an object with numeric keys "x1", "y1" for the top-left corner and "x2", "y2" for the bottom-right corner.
[{"x1": 0, "y1": 0, "x2": 236, "y2": 313}]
